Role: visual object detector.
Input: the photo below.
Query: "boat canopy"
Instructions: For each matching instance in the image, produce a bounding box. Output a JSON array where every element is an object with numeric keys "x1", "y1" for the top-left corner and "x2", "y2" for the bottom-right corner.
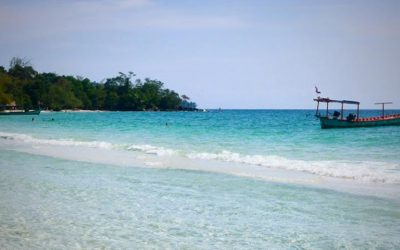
[
  {"x1": 313, "y1": 98, "x2": 359, "y2": 105},
  {"x1": 314, "y1": 97, "x2": 360, "y2": 119}
]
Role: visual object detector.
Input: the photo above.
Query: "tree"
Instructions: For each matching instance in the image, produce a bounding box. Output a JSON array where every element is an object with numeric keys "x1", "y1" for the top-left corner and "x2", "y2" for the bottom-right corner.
[
  {"x1": 0, "y1": 70, "x2": 13, "y2": 104},
  {"x1": 8, "y1": 57, "x2": 37, "y2": 80},
  {"x1": 47, "y1": 79, "x2": 82, "y2": 110},
  {"x1": 160, "y1": 89, "x2": 181, "y2": 110},
  {"x1": 0, "y1": 59, "x2": 197, "y2": 111}
]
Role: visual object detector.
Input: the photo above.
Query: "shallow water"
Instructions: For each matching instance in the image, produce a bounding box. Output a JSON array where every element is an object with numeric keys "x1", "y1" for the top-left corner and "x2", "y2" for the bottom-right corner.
[
  {"x1": 1, "y1": 110, "x2": 400, "y2": 248},
  {"x1": 1, "y1": 150, "x2": 399, "y2": 249},
  {"x1": 1, "y1": 110, "x2": 400, "y2": 184}
]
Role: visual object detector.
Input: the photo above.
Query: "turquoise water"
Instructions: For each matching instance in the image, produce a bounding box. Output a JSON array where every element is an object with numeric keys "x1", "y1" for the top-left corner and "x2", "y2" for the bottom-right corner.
[
  {"x1": 2, "y1": 110, "x2": 400, "y2": 161},
  {"x1": 1, "y1": 110, "x2": 400, "y2": 248}
]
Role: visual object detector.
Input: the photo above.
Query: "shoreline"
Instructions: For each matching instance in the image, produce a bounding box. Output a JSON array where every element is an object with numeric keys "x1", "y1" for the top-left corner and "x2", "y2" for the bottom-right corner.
[
  {"x1": 39, "y1": 109, "x2": 205, "y2": 113},
  {"x1": 1, "y1": 135, "x2": 399, "y2": 201}
]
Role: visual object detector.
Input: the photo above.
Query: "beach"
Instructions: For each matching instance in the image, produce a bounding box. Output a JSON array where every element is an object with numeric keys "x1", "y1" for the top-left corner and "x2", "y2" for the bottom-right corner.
[{"x1": 1, "y1": 110, "x2": 400, "y2": 249}]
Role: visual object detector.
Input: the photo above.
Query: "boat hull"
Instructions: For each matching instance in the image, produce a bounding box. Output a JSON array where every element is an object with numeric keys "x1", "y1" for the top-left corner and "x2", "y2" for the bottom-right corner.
[
  {"x1": 319, "y1": 116, "x2": 400, "y2": 129},
  {"x1": 0, "y1": 110, "x2": 41, "y2": 116}
]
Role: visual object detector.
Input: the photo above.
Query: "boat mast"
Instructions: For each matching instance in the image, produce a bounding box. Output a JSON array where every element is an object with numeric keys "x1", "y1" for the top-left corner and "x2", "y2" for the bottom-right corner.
[
  {"x1": 375, "y1": 102, "x2": 393, "y2": 118},
  {"x1": 357, "y1": 103, "x2": 359, "y2": 120},
  {"x1": 326, "y1": 102, "x2": 329, "y2": 117},
  {"x1": 315, "y1": 100, "x2": 320, "y2": 116},
  {"x1": 341, "y1": 103, "x2": 344, "y2": 120}
]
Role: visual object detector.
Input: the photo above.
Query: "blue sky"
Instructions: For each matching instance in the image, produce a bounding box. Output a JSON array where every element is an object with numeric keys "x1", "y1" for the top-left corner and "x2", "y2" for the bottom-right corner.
[{"x1": 0, "y1": 0, "x2": 399, "y2": 108}]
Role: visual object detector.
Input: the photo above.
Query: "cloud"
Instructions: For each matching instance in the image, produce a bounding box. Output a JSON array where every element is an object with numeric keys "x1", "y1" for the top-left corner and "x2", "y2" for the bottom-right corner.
[
  {"x1": 128, "y1": 14, "x2": 246, "y2": 30},
  {"x1": 73, "y1": 0, "x2": 152, "y2": 12},
  {"x1": 114, "y1": 0, "x2": 152, "y2": 9},
  {"x1": 0, "y1": 0, "x2": 247, "y2": 41}
]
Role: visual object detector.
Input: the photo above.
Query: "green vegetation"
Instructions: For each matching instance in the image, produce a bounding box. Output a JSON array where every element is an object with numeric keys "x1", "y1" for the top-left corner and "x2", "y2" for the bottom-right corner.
[{"x1": 0, "y1": 58, "x2": 197, "y2": 111}]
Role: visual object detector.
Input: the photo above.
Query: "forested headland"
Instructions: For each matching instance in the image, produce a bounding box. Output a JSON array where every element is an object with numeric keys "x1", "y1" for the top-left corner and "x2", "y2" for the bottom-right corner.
[{"x1": 0, "y1": 58, "x2": 197, "y2": 111}]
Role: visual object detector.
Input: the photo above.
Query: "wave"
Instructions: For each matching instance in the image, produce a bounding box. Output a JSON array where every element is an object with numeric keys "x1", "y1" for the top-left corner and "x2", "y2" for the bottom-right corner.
[
  {"x1": 126, "y1": 144, "x2": 177, "y2": 156},
  {"x1": 187, "y1": 151, "x2": 400, "y2": 183},
  {"x1": 0, "y1": 132, "x2": 177, "y2": 156},
  {"x1": 1, "y1": 131, "x2": 399, "y2": 184},
  {"x1": 0, "y1": 132, "x2": 113, "y2": 149}
]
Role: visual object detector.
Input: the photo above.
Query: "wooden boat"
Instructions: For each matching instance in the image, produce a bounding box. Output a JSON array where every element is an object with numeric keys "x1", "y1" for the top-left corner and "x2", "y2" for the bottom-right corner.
[
  {"x1": 0, "y1": 105, "x2": 41, "y2": 115},
  {"x1": 314, "y1": 97, "x2": 400, "y2": 129},
  {"x1": 0, "y1": 110, "x2": 41, "y2": 115}
]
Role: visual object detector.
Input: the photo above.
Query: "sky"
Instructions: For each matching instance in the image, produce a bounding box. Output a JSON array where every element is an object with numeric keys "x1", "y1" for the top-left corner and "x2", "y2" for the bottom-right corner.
[{"x1": 0, "y1": 0, "x2": 399, "y2": 109}]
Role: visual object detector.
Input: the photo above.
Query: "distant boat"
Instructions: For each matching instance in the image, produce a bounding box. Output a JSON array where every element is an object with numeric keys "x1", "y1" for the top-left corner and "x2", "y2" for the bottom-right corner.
[
  {"x1": 0, "y1": 110, "x2": 41, "y2": 115},
  {"x1": 314, "y1": 97, "x2": 400, "y2": 129},
  {"x1": 0, "y1": 105, "x2": 41, "y2": 116}
]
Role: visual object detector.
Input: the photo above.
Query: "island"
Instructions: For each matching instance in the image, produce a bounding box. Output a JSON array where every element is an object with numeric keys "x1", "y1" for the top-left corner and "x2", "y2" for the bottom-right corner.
[{"x1": 0, "y1": 57, "x2": 197, "y2": 112}]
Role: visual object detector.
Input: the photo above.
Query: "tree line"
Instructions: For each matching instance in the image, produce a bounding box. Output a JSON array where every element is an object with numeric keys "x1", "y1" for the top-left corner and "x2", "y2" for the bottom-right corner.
[{"x1": 0, "y1": 58, "x2": 197, "y2": 111}]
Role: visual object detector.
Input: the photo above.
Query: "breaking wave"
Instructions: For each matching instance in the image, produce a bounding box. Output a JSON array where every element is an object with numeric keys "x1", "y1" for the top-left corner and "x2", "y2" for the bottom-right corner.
[
  {"x1": 126, "y1": 144, "x2": 177, "y2": 156},
  {"x1": 1, "y1": 131, "x2": 399, "y2": 184},
  {"x1": 187, "y1": 151, "x2": 400, "y2": 184},
  {"x1": 0, "y1": 132, "x2": 113, "y2": 149}
]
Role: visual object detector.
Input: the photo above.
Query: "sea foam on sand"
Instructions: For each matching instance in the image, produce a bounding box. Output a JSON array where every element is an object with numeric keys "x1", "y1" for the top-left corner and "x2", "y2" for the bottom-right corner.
[{"x1": 1, "y1": 131, "x2": 399, "y2": 200}]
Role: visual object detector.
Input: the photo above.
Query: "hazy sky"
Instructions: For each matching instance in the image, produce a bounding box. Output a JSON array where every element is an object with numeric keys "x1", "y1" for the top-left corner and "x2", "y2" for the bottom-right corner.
[{"x1": 0, "y1": 0, "x2": 399, "y2": 108}]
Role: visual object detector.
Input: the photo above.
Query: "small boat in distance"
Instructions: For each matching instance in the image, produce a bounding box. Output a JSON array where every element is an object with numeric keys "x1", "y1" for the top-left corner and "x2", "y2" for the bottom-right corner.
[
  {"x1": 0, "y1": 104, "x2": 41, "y2": 116},
  {"x1": 314, "y1": 97, "x2": 400, "y2": 129}
]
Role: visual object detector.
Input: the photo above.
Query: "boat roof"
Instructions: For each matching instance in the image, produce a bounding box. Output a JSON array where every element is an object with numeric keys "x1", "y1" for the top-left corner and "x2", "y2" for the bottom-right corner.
[{"x1": 313, "y1": 97, "x2": 360, "y2": 105}]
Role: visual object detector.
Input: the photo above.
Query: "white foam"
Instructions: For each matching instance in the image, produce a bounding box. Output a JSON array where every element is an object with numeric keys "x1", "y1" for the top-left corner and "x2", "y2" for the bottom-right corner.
[
  {"x1": 0, "y1": 132, "x2": 113, "y2": 149},
  {"x1": 187, "y1": 150, "x2": 400, "y2": 184},
  {"x1": 1, "y1": 131, "x2": 399, "y2": 184},
  {"x1": 126, "y1": 144, "x2": 177, "y2": 156}
]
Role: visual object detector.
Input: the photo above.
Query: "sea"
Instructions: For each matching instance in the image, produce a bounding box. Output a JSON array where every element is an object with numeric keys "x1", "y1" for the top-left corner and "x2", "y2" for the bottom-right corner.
[{"x1": 1, "y1": 110, "x2": 400, "y2": 249}]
